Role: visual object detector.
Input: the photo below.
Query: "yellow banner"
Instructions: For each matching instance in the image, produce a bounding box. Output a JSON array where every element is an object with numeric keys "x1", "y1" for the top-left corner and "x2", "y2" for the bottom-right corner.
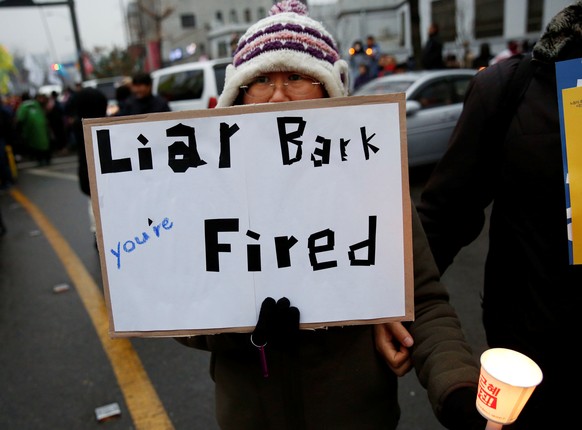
[{"x1": 563, "y1": 86, "x2": 582, "y2": 263}]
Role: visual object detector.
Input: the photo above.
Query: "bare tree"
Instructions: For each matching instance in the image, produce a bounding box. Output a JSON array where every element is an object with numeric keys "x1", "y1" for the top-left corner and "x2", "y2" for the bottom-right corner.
[{"x1": 409, "y1": 0, "x2": 422, "y2": 69}]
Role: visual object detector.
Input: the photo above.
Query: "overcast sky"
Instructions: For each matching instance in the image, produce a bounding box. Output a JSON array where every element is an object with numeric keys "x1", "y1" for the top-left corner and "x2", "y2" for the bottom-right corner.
[
  {"x1": 0, "y1": 0, "x2": 129, "y2": 62},
  {"x1": 0, "y1": 0, "x2": 336, "y2": 63}
]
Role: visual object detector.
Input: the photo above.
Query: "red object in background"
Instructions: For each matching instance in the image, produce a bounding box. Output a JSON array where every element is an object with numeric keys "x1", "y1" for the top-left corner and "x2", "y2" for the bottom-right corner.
[
  {"x1": 82, "y1": 53, "x2": 94, "y2": 76},
  {"x1": 146, "y1": 41, "x2": 162, "y2": 72}
]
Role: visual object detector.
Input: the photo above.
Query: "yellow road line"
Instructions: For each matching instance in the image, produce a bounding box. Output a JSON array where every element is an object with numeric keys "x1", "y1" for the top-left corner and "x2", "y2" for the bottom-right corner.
[{"x1": 9, "y1": 188, "x2": 174, "y2": 430}]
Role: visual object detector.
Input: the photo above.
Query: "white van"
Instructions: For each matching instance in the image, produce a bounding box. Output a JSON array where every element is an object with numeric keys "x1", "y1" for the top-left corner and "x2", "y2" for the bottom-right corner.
[{"x1": 151, "y1": 58, "x2": 232, "y2": 111}]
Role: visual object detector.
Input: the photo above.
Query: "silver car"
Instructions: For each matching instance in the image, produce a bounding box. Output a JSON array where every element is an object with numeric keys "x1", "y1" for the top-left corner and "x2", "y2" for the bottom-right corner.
[{"x1": 352, "y1": 69, "x2": 477, "y2": 167}]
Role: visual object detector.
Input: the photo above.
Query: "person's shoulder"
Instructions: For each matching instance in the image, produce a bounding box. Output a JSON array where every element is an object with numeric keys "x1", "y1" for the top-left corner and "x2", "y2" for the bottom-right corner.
[
  {"x1": 154, "y1": 95, "x2": 171, "y2": 111},
  {"x1": 16, "y1": 100, "x2": 33, "y2": 114},
  {"x1": 155, "y1": 94, "x2": 169, "y2": 104},
  {"x1": 474, "y1": 54, "x2": 524, "y2": 84}
]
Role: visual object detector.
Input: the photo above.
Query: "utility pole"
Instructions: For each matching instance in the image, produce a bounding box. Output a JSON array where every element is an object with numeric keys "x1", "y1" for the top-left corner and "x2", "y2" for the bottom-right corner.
[
  {"x1": 0, "y1": 0, "x2": 87, "y2": 80},
  {"x1": 67, "y1": 0, "x2": 87, "y2": 81}
]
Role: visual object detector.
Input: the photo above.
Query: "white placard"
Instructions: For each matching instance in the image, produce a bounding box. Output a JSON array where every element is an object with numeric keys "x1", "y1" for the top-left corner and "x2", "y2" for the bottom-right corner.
[{"x1": 83, "y1": 95, "x2": 413, "y2": 337}]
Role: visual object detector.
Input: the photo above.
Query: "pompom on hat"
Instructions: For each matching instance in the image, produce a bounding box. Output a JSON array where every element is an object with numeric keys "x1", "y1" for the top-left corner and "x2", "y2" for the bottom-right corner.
[{"x1": 217, "y1": 0, "x2": 349, "y2": 107}]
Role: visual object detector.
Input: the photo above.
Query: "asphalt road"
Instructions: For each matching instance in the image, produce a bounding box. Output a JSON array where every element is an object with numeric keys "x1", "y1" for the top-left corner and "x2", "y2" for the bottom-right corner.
[{"x1": 0, "y1": 156, "x2": 488, "y2": 430}]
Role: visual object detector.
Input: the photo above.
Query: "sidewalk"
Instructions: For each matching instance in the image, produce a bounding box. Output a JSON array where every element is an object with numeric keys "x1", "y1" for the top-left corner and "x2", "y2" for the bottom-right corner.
[{"x1": 13, "y1": 150, "x2": 78, "y2": 171}]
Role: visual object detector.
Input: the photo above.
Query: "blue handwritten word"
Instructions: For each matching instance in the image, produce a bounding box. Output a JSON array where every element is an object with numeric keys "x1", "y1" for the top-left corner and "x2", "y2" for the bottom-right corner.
[{"x1": 111, "y1": 217, "x2": 174, "y2": 269}]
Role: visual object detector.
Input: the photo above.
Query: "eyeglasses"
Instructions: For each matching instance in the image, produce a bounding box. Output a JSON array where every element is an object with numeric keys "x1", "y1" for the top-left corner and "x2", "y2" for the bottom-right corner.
[{"x1": 240, "y1": 73, "x2": 323, "y2": 99}]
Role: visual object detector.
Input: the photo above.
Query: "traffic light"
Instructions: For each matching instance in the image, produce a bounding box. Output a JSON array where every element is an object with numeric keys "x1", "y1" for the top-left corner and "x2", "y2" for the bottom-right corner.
[{"x1": 51, "y1": 63, "x2": 62, "y2": 72}]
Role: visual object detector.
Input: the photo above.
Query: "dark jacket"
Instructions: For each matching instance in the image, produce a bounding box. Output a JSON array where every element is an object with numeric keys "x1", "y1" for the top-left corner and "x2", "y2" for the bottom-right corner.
[
  {"x1": 421, "y1": 34, "x2": 444, "y2": 70},
  {"x1": 117, "y1": 93, "x2": 170, "y2": 116},
  {"x1": 417, "y1": 3, "x2": 582, "y2": 428},
  {"x1": 177, "y1": 206, "x2": 481, "y2": 429},
  {"x1": 73, "y1": 88, "x2": 108, "y2": 196}
]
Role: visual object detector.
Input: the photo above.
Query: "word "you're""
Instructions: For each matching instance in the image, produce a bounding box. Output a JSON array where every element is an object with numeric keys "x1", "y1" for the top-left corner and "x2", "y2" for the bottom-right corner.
[{"x1": 110, "y1": 217, "x2": 174, "y2": 269}]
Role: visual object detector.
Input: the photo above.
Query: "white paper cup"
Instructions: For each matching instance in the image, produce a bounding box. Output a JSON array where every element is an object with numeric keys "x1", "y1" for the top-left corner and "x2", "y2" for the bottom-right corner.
[{"x1": 476, "y1": 348, "x2": 543, "y2": 425}]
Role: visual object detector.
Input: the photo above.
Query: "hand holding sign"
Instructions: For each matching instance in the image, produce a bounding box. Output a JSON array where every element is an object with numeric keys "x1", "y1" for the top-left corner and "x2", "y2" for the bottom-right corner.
[
  {"x1": 252, "y1": 297, "x2": 300, "y2": 350},
  {"x1": 251, "y1": 297, "x2": 300, "y2": 378}
]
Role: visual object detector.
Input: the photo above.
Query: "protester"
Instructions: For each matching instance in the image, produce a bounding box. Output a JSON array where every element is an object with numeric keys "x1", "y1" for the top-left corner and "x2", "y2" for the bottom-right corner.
[
  {"x1": 365, "y1": 34, "x2": 381, "y2": 76},
  {"x1": 0, "y1": 96, "x2": 15, "y2": 190},
  {"x1": 377, "y1": 53, "x2": 398, "y2": 76},
  {"x1": 15, "y1": 92, "x2": 51, "y2": 166},
  {"x1": 353, "y1": 62, "x2": 372, "y2": 91},
  {"x1": 70, "y1": 87, "x2": 108, "y2": 243},
  {"x1": 46, "y1": 90, "x2": 67, "y2": 154},
  {"x1": 117, "y1": 72, "x2": 170, "y2": 116},
  {"x1": 0, "y1": 96, "x2": 14, "y2": 237},
  {"x1": 63, "y1": 82, "x2": 83, "y2": 152},
  {"x1": 385, "y1": 2, "x2": 582, "y2": 429},
  {"x1": 489, "y1": 39, "x2": 520, "y2": 65},
  {"x1": 444, "y1": 53, "x2": 461, "y2": 68},
  {"x1": 113, "y1": 82, "x2": 132, "y2": 116},
  {"x1": 461, "y1": 40, "x2": 474, "y2": 68},
  {"x1": 348, "y1": 40, "x2": 369, "y2": 91},
  {"x1": 421, "y1": 23, "x2": 444, "y2": 69},
  {"x1": 472, "y1": 42, "x2": 493, "y2": 69},
  {"x1": 175, "y1": 2, "x2": 485, "y2": 429}
]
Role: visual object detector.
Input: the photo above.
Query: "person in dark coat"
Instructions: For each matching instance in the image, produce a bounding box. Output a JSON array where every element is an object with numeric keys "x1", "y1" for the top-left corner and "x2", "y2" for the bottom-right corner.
[
  {"x1": 387, "y1": 2, "x2": 582, "y2": 429},
  {"x1": 46, "y1": 90, "x2": 67, "y2": 153},
  {"x1": 71, "y1": 88, "x2": 108, "y2": 238},
  {"x1": 117, "y1": 72, "x2": 170, "y2": 116},
  {"x1": 471, "y1": 42, "x2": 493, "y2": 69},
  {"x1": 0, "y1": 96, "x2": 15, "y2": 190},
  {"x1": 175, "y1": 2, "x2": 485, "y2": 430},
  {"x1": 421, "y1": 23, "x2": 445, "y2": 70},
  {"x1": 113, "y1": 82, "x2": 131, "y2": 116},
  {"x1": 353, "y1": 63, "x2": 372, "y2": 91}
]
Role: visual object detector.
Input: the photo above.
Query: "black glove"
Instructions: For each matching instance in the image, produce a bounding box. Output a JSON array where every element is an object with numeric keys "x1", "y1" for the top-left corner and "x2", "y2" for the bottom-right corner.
[
  {"x1": 252, "y1": 297, "x2": 300, "y2": 351},
  {"x1": 439, "y1": 387, "x2": 487, "y2": 430}
]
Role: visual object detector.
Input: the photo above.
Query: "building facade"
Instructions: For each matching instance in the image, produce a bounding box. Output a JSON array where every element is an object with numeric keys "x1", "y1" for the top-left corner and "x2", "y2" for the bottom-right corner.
[
  {"x1": 311, "y1": 0, "x2": 572, "y2": 65},
  {"x1": 127, "y1": 0, "x2": 277, "y2": 68},
  {"x1": 127, "y1": 0, "x2": 573, "y2": 69}
]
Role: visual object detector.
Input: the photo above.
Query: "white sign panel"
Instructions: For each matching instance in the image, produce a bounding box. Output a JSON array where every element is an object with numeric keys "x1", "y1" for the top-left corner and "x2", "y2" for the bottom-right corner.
[{"x1": 83, "y1": 95, "x2": 413, "y2": 337}]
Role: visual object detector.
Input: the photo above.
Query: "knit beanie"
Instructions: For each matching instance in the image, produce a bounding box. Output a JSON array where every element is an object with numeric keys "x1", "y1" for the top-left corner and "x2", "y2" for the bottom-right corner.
[{"x1": 217, "y1": 0, "x2": 349, "y2": 107}]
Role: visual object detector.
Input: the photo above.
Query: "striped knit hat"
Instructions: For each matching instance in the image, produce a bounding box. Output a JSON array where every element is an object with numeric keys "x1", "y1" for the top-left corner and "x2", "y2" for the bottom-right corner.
[{"x1": 217, "y1": 0, "x2": 349, "y2": 107}]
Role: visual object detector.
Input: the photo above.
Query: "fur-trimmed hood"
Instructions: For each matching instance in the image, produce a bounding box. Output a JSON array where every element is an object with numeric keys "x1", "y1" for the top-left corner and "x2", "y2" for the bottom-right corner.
[{"x1": 533, "y1": 1, "x2": 582, "y2": 63}]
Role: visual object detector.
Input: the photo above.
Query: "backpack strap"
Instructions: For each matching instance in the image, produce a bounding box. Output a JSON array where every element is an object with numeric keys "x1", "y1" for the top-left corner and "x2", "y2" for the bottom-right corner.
[{"x1": 497, "y1": 53, "x2": 536, "y2": 140}]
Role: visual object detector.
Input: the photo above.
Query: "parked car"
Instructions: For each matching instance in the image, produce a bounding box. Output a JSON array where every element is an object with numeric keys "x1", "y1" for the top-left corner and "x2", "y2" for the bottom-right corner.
[
  {"x1": 151, "y1": 58, "x2": 232, "y2": 111},
  {"x1": 351, "y1": 69, "x2": 477, "y2": 167},
  {"x1": 82, "y1": 76, "x2": 130, "y2": 116}
]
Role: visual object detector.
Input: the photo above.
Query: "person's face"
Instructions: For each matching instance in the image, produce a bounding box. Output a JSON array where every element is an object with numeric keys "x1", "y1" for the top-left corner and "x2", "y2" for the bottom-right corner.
[
  {"x1": 241, "y1": 71, "x2": 325, "y2": 105},
  {"x1": 132, "y1": 83, "x2": 152, "y2": 99}
]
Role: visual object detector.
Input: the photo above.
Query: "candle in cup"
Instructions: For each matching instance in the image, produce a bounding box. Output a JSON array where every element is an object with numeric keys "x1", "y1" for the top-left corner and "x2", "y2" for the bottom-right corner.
[{"x1": 476, "y1": 348, "x2": 543, "y2": 425}]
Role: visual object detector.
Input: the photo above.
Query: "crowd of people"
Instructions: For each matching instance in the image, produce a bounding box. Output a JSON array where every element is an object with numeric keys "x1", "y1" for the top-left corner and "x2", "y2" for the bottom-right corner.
[
  {"x1": 349, "y1": 23, "x2": 537, "y2": 92},
  {"x1": 0, "y1": 69, "x2": 171, "y2": 240},
  {"x1": 0, "y1": 85, "x2": 86, "y2": 184},
  {"x1": 1, "y1": 26, "x2": 537, "y2": 179},
  {"x1": 0, "y1": 68, "x2": 171, "y2": 184}
]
